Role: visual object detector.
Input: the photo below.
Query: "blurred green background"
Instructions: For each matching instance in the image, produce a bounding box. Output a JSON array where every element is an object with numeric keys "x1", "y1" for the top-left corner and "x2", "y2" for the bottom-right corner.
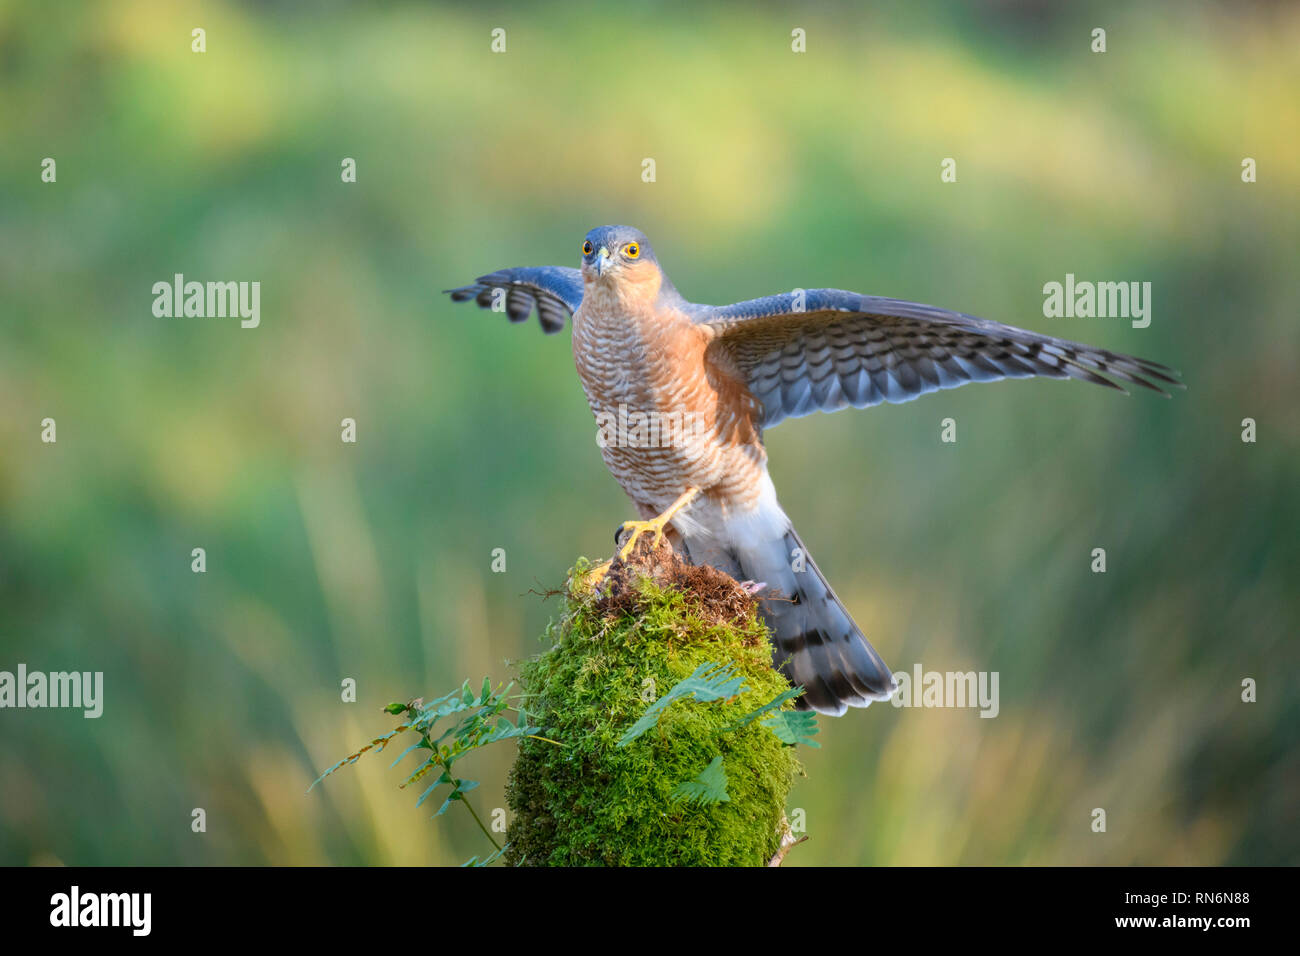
[{"x1": 1, "y1": 0, "x2": 1297, "y2": 866}]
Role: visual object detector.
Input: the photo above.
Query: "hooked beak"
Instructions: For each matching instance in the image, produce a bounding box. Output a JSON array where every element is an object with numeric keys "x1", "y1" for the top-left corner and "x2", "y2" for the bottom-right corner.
[{"x1": 593, "y1": 246, "x2": 611, "y2": 277}]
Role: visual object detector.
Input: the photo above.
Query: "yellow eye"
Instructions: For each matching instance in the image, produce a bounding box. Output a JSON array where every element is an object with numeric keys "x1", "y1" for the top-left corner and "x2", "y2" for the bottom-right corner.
[
  {"x1": 625, "y1": 242, "x2": 640, "y2": 259},
  {"x1": 582, "y1": 239, "x2": 593, "y2": 255}
]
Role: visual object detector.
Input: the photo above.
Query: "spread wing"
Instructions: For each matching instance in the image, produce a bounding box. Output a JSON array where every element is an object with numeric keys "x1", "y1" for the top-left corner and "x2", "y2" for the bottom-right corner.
[
  {"x1": 693, "y1": 289, "x2": 1183, "y2": 429},
  {"x1": 445, "y1": 266, "x2": 583, "y2": 334}
]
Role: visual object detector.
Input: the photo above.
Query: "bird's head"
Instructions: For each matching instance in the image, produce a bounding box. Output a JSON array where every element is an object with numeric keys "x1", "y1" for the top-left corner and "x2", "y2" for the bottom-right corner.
[{"x1": 579, "y1": 225, "x2": 660, "y2": 288}]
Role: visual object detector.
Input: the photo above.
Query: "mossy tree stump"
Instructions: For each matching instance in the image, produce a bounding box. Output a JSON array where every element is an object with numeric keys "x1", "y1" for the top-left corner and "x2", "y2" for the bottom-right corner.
[{"x1": 506, "y1": 541, "x2": 803, "y2": 866}]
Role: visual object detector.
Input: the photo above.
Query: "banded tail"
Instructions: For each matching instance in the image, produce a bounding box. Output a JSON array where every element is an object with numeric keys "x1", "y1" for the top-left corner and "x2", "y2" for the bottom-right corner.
[{"x1": 682, "y1": 504, "x2": 897, "y2": 716}]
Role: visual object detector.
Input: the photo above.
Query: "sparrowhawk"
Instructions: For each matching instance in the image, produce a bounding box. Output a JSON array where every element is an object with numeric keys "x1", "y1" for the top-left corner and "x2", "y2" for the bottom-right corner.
[{"x1": 447, "y1": 225, "x2": 1181, "y2": 715}]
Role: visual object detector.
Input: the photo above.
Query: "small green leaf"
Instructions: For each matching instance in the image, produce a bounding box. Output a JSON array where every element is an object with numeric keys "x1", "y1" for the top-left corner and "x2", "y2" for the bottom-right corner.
[
  {"x1": 401, "y1": 758, "x2": 438, "y2": 788},
  {"x1": 416, "y1": 688, "x2": 461, "y2": 717},
  {"x1": 389, "y1": 739, "x2": 428, "y2": 769},
  {"x1": 722, "y1": 686, "x2": 804, "y2": 733},
  {"x1": 415, "y1": 777, "x2": 443, "y2": 808},
  {"x1": 461, "y1": 843, "x2": 509, "y2": 867},
  {"x1": 672, "y1": 755, "x2": 730, "y2": 805},
  {"x1": 434, "y1": 785, "x2": 466, "y2": 818},
  {"x1": 307, "y1": 726, "x2": 408, "y2": 792},
  {"x1": 762, "y1": 709, "x2": 821, "y2": 747},
  {"x1": 617, "y1": 663, "x2": 748, "y2": 747}
]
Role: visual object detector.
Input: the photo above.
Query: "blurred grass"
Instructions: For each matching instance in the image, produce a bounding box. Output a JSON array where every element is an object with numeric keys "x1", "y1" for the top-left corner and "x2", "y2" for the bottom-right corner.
[{"x1": 0, "y1": 0, "x2": 1296, "y2": 865}]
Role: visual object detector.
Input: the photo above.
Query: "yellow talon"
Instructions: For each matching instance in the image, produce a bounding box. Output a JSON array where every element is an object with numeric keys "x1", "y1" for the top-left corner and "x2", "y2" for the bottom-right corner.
[
  {"x1": 578, "y1": 558, "x2": 613, "y2": 590},
  {"x1": 575, "y1": 489, "x2": 701, "y2": 592},
  {"x1": 615, "y1": 488, "x2": 700, "y2": 561}
]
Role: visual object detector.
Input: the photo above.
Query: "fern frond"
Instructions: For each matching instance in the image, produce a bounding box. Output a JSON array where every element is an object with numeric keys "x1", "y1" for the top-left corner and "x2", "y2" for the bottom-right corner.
[
  {"x1": 617, "y1": 662, "x2": 748, "y2": 747},
  {"x1": 672, "y1": 755, "x2": 731, "y2": 805},
  {"x1": 762, "y1": 709, "x2": 821, "y2": 748}
]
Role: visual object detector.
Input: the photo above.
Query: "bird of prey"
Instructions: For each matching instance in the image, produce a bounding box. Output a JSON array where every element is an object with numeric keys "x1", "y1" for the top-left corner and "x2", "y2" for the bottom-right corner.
[{"x1": 446, "y1": 225, "x2": 1181, "y2": 715}]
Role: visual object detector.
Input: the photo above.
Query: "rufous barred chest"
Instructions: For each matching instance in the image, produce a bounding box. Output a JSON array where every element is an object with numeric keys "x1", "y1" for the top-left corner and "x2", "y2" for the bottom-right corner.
[{"x1": 572, "y1": 263, "x2": 767, "y2": 519}]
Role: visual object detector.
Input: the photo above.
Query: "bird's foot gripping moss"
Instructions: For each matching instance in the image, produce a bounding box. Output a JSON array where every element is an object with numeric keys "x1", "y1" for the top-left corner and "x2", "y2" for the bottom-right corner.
[
  {"x1": 574, "y1": 489, "x2": 702, "y2": 593},
  {"x1": 508, "y1": 543, "x2": 807, "y2": 866},
  {"x1": 613, "y1": 487, "x2": 700, "y2": 560}
]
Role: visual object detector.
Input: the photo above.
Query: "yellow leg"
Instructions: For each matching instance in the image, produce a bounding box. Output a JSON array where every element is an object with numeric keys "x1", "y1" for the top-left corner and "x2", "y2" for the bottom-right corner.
[
  {"x1": 616, "y1": 488, "x2": 700, "y2": 561},
  {"x1": 577, "y1": 558, "x2": 613, "y2": 590}
]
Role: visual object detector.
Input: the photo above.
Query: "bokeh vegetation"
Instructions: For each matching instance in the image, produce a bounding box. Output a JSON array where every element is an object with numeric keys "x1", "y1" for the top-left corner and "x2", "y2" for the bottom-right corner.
[{"x1": 0, "y1": 0, "x2": 1296, "y2": 865}]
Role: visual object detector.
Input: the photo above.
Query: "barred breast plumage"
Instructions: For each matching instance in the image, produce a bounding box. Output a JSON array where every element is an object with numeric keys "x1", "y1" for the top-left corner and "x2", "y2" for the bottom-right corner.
[{"x1": 571, "y1": 275, "x2": 768, "y2": 525}]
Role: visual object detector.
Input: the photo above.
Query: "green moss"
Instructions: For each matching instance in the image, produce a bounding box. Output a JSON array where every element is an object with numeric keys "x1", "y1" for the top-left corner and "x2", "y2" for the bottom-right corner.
[{"x1": 505, "y1": 557, "x2": 801, "y2": 866}]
